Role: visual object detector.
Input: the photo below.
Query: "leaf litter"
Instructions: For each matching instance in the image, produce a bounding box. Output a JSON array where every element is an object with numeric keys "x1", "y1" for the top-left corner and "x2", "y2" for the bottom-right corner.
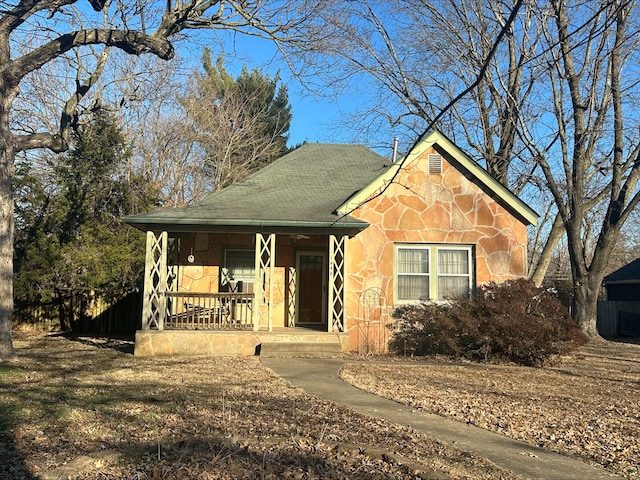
[
  {"x1": 340, "y1": 339, "x2": 640, "y2": 479},
  {"x1": 1, "y1": 332, "x2": 521, "y2": 480}
]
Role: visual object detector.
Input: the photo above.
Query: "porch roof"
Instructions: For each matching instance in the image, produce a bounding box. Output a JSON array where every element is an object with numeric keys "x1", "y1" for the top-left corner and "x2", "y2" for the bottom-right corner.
[{"x1": 124, "y1": 143, "x2": 390, "y2": 235}]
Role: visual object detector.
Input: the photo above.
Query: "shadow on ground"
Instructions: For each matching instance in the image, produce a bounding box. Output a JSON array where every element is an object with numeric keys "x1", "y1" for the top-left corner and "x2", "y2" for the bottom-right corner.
[
  {"x1": 52, "y1": 332, "x2": 135, "y2": 355},
  {"x1": 0, "y1": 361, "x2": 38, "y2": 480}
]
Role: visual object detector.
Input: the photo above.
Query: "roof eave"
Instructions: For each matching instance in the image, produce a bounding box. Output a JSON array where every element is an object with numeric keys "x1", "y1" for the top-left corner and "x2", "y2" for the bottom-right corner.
[{"x1": 123, "y1": 216, "x2": 369, "y2": 237}]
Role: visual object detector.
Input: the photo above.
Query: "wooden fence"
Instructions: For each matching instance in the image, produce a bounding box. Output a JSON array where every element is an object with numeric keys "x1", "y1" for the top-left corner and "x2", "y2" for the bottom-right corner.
[
  {"x1": 597, "y1": 301, "x2": 640, "y2": 338},
  {"x1": 13, "y1": 291, "x2": 142, "y2": 335}
]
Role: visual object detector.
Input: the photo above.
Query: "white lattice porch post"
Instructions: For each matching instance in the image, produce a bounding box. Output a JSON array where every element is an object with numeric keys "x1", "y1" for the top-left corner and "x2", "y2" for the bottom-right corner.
[
  {"x1": 328, "y1": 234, "x2": 346, "y2": 332},
  {"x1": 141, "y1": 231, "x2": 169, "y2": 330},
  {"x1": 253, "y1": 233, "x2": 275, "y2": 331},
  {"x1": 287, "y1": 266, "x2": 296, "y2": 327}
]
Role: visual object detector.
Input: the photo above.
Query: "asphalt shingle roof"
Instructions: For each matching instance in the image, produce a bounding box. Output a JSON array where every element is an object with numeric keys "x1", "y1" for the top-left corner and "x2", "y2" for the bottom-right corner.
[
  {"x1": 124, "y1": 143, "x2": 390, "y2": 233},
  {"x1": 603, "y1": 258, "x2": 640, "y2": 283}
]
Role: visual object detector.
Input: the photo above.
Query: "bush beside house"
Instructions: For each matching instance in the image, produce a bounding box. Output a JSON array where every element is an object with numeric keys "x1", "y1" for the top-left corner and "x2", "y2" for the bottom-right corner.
[{"x1": 389, "y1": 279, "x2": 588, "y2": 366}]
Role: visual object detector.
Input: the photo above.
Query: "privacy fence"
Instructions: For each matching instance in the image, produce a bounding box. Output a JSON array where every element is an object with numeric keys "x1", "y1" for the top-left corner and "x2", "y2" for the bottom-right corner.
[{"x1": 13, "y1": 291, "x2": 142, "y2": 335}]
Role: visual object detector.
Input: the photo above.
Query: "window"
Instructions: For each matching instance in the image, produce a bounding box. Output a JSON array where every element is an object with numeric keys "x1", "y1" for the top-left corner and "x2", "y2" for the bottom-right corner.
[
  {"x1": 437, "y1": 248, "x2": 472, "y2": 299},
  {"x1": 396, "y1": 244, "x2": 473, "y2": 302},
  {"x1": 397, "y1": 246, "x2": 430, "y2": 302},
  {"x1": 222, "y1": 249, "x2": 255, "y2": 292}
]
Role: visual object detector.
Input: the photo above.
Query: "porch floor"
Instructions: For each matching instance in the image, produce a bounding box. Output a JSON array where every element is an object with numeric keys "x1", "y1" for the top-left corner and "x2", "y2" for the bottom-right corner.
[{"x1": 134, "y1": 327, "x2": 349, "y2": 357}]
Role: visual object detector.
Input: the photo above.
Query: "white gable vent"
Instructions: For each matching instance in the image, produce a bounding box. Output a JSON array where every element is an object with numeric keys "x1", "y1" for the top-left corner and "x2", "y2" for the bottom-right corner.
[{"x1": 428, "y1": 154, "x2": 442, "y2": 174}]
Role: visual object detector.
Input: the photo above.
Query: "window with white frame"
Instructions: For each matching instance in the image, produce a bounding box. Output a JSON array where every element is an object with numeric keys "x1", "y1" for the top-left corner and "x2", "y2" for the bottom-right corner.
[
  {"x1": 395, "y1": 244, "x2": 473, "y2": 302},
  {"x1": 397, "y1": 246, "x2": 430, "y2": 302},
  {"x1": 222, "y1": 249, "x2": 255, "y2": 292}
]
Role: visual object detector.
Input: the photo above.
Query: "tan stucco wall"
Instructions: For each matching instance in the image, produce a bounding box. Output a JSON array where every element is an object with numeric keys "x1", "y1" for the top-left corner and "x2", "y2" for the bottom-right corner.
[{"x1": 344, "y1": 146, "x2": 529, "y2": 352}]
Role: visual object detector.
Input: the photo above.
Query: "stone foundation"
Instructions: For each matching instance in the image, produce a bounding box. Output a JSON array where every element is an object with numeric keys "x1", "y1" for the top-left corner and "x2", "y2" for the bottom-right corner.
[{"x1": 134, "y1": 329, "x2": 350, "y2": 356}]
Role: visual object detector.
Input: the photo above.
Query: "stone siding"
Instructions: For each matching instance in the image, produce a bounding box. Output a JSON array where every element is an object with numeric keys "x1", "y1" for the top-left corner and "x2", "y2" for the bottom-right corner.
[{"x1": 345, "y1": 146, "x2": 529, "y2": 352}]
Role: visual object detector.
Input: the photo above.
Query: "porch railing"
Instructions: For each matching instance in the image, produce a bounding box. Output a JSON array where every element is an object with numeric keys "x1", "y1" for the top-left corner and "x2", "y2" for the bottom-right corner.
[{"x1": 165, "y1": 292, "x2": 254, "y2": 330}]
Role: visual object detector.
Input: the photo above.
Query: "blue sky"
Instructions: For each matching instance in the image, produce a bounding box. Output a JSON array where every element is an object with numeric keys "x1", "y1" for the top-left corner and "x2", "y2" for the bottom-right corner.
[{"x1": 180, "y1": 32, "x2": 365, "y2": 149}]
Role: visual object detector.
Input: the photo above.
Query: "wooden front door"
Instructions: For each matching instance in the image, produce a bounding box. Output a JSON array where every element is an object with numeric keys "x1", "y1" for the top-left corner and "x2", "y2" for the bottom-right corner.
[{"x1": 296, "y1": 252, "x2": 326, "y2": 325}]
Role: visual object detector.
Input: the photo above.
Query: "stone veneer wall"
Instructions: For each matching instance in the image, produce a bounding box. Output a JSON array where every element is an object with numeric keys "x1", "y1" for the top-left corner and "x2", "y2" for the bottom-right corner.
[{"x1": 345, "y1": 146, "x2": 529, "y2": 352}]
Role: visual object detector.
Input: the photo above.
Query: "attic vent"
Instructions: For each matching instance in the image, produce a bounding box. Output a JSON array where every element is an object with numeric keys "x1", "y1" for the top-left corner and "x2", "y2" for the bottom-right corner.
[{"x1": 428, "y1": 154, "x2": 442, "y2": 174}]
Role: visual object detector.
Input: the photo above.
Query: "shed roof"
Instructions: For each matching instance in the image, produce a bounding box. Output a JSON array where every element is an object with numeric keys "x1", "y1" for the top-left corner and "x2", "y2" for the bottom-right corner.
[
  {"x1": 124, "y1": 143, "x2": 390, "y2": 234},
  {"x1": 603, "y1": 258, "x2": 640, "y2": 284}
]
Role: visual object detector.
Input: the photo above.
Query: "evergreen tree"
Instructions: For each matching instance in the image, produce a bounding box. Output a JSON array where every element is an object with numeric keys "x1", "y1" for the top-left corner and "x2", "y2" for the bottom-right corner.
[
  {"x1": 14, "y1": 109, "x2": 158, "y2": 331},
  {"x1": 182, "y1": 50, "x2": 292, "y2": 191}
]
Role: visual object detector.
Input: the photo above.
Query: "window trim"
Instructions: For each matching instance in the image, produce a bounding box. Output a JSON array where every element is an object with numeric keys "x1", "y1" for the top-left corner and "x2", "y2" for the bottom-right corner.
[{"x1": 394, "y1": 243, "x2": 474, "y2": 303}]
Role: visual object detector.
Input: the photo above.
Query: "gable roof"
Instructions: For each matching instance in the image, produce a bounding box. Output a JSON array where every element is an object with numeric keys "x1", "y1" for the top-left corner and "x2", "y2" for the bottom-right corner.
[
  {"x1": 124, "y1": 143, "x2": 390, "y2": 234},
  {"x1": 125, "y1": 129, "x2": 538, "y2": 234},
  {"x1": 603, "y1": 258, "x2": 640, "y2": 284},
  {"x1": 338, "y1": 130, "x2": 538, "y2": 226}
]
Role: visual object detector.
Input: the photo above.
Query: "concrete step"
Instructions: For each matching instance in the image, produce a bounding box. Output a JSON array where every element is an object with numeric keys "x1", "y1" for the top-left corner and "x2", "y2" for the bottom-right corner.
[{"x1": 258, "y1": 341, "x2": 343, "y2": 357}]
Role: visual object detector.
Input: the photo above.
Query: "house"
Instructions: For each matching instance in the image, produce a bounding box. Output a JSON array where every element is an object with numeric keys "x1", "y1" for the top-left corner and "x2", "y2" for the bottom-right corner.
[
  {"x1": 603, "y1": 258, "x2": 640, "y2": 301},
  {"x1": 600, "y1": 258, "x2": 640, "y2": 337},
  {"x1": 124, "y1": 130, "x2": 538, "y2": 355}
]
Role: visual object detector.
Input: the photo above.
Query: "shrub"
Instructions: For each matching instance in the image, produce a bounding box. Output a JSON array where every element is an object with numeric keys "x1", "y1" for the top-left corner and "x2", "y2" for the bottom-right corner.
[{"x1": 388, "y1": 279, "x2": 588, "y2": 366}]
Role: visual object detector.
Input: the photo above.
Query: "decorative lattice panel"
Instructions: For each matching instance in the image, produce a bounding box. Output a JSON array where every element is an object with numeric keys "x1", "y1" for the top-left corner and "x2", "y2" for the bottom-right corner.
[
  {"x1": 166, "y1": 237, "x2": 179, "y2": 292},
  {"x1": 253, "y1": 233, "x2": 275, "y2": 331},
  {"x1": 287, "y1": 266, "x2": 296, "y2": 327},
  {"x1": 142, "y1": 231, "x2": 168, "y2": 330},
  {"x1": 329, "y1": 235, "x2": 346, "y2": 332}
]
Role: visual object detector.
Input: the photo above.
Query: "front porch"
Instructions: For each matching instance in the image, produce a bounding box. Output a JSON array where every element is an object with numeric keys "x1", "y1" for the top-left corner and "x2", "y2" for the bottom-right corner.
[{"x1": 137, "y1": 230, "x2": 351, "y2": 355}]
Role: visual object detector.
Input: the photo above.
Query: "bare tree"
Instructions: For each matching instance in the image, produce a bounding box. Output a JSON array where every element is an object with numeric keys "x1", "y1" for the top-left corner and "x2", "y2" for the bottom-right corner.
[
  {"x1": 526, "y1": 0, "x2": 640, "y2": 336},
  {"x1": 181, "y1": 52, "x2": 291, "y2": 193},
  {"x1": 293, "y1": 0, "x2": 534, "y2": 185},
  {"x1": 0, "y1": 0, "x2": 320, "y2": 360},
  {"x1": 117, "y1": 55, "x2": 210, "y2": 207}
]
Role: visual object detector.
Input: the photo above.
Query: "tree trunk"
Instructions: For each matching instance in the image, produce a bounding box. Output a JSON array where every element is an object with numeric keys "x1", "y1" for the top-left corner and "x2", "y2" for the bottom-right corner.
[
  {"x1": 572, "y1": 278, "x2": 601, "y2": 339},
  {"x1": 69, "y1": 294, "x2": 77, "y2": 332},
  {"x1": 57, "y1": 291, "x2": 68, "y2": 331},
  {"x1": 0, "y1": 91, "x2": 16, "y2": 360},
  {"x1": 530, "y1": 213, "x2": 564, "y2": 287}
]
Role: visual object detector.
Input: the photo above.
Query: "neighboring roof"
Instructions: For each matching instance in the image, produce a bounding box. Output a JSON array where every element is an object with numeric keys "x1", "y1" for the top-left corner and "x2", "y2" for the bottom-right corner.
[
  {"x1": 338, "y1": 130, "x2": 538, "y2": 226},
  {"x1": 124, "y1": 143, "x2": 390, "y2": 234},
  {"x1": 603, "y1": 258, "x2": 640, "y2": 284}
]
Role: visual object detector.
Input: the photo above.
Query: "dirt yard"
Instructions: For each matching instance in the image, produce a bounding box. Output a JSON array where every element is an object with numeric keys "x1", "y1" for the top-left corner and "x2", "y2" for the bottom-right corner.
[{"x1": 0, "y1": 332, "x2": 637, "y2": 479}]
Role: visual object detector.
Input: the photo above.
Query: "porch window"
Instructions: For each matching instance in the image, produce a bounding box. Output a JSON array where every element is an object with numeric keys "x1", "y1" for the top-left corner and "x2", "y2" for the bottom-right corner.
[
  {"x1": 222, "y1": 249, "x2": 255, "y2": 292},
  {"x1": 395, "y1": 244, "x2": 473, "y2": 302}
]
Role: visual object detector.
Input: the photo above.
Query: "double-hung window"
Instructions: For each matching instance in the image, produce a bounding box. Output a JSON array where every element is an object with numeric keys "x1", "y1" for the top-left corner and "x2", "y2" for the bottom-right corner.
[
  {"x1": 397, "y1": 246, "x2": 430, "y2": 302},
  {"x1": 396, "y1": 244, "x2": 473, "y2": 302}
]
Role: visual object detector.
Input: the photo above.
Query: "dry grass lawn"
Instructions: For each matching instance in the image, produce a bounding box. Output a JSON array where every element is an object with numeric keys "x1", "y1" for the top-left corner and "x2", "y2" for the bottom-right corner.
[
  {"x1": 1, "y1": 332, "x2": 521, "y2": 480},
  {"x1": 0, "y1": 332, "x2": 638, "y2": 479},
  {"x1": 341, "y1": 339, "x2": 640, "y2": 479}
]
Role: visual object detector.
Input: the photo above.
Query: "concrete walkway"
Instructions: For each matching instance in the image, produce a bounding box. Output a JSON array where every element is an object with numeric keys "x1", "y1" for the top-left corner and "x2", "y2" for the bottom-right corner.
[{"x1": 261, "y1": 357, "x2": 619, "y2": 480}]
